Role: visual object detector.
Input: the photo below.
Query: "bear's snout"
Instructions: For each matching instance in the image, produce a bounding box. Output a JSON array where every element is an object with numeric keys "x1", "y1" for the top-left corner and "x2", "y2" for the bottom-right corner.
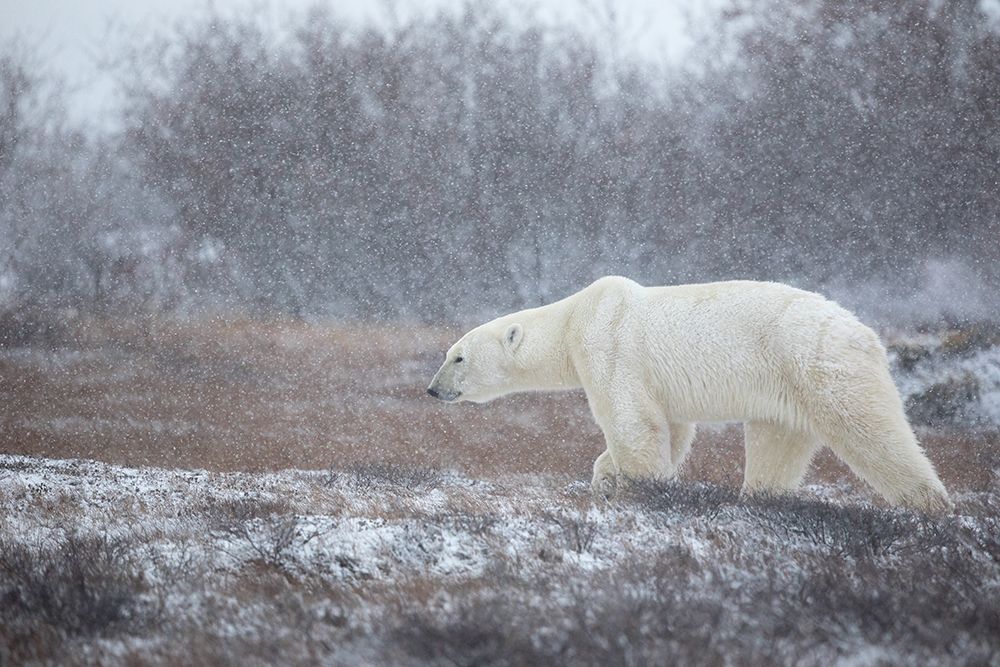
[
  {"x1": 428, "y1": 358, "x2": 464, "y2": 402},
  {"x1": 427, "y1": 381, "x2": 461, "y2": 402}
]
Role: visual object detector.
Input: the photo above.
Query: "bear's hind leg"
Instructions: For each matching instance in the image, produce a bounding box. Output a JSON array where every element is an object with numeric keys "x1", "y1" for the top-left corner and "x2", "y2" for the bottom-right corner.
[
  {"x1": 816, "y1": 417, "x2": 952, "y2": 513},
  {"x1": 742, "y1": 422, "x2": 817, "y2": 494},
  {"x1": 800, "y1": 336, "x2": 952, "y2": 512}
]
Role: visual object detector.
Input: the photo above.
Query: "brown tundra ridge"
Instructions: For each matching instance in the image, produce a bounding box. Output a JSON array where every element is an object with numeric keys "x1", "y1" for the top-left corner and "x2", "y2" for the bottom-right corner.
[{"x1": 1, "y1": 314, "x2": 998, "y2": 486}]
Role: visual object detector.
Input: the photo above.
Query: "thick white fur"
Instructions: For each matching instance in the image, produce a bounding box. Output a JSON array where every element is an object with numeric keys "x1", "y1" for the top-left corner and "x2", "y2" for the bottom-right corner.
[{"x1": 428, "y1": 276, "x2": 951, "y2": 513}]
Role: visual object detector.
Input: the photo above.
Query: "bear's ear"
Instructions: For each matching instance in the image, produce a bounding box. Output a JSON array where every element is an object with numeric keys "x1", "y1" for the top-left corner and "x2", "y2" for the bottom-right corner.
[{"x1": 503, "y1": 323, "x2": 523, "y2": 353}]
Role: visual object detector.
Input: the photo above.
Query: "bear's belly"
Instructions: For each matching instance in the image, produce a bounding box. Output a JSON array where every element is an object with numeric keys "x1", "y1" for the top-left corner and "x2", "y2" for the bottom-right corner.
[{"x1": 654, "y1": 377, "x2": 791, "y2": 424}]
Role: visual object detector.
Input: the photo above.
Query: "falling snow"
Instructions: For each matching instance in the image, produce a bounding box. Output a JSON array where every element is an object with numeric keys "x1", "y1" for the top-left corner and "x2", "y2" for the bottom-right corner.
[{"x1": 1, "y1": 0, "x2": 999, "y2": 664}]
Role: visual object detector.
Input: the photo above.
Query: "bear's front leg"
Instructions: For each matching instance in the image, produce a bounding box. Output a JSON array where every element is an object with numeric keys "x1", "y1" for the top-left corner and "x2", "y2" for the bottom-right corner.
[
  {"x1": 594, "y1": 405, "x2": 675, "y2": 493},
  {"x1": 591, "y1": 449, "x2": 618, "y2": 498}
]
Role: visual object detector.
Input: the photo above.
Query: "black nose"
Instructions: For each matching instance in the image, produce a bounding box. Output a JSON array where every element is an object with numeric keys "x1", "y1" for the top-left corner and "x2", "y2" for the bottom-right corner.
[{"x1": 427, "y1": 387, "x2": 440, "y2": 398}]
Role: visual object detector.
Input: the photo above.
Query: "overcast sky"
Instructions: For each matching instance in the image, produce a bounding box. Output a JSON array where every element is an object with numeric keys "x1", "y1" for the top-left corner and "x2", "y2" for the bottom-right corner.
[{"x1": 0, "y1": 0, "x2": 710, "y2": 126}]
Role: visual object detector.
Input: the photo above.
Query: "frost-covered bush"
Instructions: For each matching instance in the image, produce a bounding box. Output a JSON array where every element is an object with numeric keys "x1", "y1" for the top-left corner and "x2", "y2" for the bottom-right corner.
[
  {"x1": 0, "y1": 533, "x2": 157, "y2": 664},
  {"x1": 3, "y1": 454, "x2": 1000, "y2": 666}
]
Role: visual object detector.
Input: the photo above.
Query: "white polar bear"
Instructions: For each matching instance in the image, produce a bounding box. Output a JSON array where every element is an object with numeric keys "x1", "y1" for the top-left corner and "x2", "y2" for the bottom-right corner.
[{"x1": 427, "y1": 276, "x2": 952, "y2": 513}]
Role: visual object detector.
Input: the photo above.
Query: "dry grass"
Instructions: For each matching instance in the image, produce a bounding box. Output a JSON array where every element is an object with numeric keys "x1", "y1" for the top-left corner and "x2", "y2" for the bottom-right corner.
[
  {"x1": 0, "y1": 316, "x2": 595, "y2": 477},
  {"x1": 0, "y1": 315, "x2": 996, "y2": 499}
]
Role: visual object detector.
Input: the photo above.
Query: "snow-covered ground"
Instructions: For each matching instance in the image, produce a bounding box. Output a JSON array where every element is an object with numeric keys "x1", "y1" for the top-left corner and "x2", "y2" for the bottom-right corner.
[{"x1": 3, "y1": 453, "x2": 999, "y2": 666}]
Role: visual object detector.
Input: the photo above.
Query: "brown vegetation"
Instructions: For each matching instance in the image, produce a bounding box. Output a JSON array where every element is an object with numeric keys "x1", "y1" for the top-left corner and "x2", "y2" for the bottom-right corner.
[{"x1": 1, "y1": 316, "x2": 995, "y2": 500}]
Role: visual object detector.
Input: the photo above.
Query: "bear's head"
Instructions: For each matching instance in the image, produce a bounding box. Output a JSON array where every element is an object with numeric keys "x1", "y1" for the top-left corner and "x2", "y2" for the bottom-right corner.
[{"x1": 427, "y1": 321, "x2": 523, "y2": 403}]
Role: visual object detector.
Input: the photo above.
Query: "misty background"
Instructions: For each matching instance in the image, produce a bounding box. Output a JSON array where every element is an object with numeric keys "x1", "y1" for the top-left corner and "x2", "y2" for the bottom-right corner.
[{"x1": 1, "y1": 0, "x2": 998, "y2": 326}]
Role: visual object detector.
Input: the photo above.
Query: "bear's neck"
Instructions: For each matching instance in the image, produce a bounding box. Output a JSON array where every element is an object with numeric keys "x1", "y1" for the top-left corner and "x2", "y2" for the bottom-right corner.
[{"x1": 511, "y1": 299, "x2": 580, "y2": 392}]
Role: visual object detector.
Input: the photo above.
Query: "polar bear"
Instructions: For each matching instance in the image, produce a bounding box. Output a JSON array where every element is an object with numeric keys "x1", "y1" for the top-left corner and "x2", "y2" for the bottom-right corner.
[{"x1": 427, "y1": 276, "x2": 951, "y2": 513}]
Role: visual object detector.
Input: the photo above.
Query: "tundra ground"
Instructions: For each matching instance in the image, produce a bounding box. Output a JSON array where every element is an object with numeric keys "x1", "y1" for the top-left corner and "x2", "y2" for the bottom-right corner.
[{"x1": 2, "y1": 317, "x2": 999, "y2": 665}]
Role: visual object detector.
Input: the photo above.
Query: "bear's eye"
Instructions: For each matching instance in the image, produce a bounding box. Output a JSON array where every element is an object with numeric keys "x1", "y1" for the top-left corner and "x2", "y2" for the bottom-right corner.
[{"x1": 454, "y1": 356, "x2": 464, "y2": 363}]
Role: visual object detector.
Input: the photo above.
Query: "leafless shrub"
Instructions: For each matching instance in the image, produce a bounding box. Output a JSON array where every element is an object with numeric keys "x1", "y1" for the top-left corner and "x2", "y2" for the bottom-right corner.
[
  {"x1": 0, "y1": 533, "x2": 156, "y2": 664},
  {"x1": 968, "y1": 517, "x2": 1000, "y2": 565},
  {"x1": 202, "y1": 494, "x2": 293, "y2": 531},
  {"x1": 144, "y1": 588, "x2": 346, "y2": 667},
  {"x1": 395, "y1": 595, "x2": 550, "y2": 667},
  {"x1": 623, "y1": 479, "x2": 956, "y2": 559},
  {"x1": 793, "y1": 552, "x2": 1000, "y2": 660},
  {"x1": 622, "y1": 478, "x2": 740, "y2": 519},
  {"x1": 888, "y1": 340, "x2": 933, "y2": 372},
  {"x1": 742, "y1": 493, "x2": 953, "y2": 558},
  {"x1": 143, "y1": 537, "x2": 203, "y2": 598},
  {"x1": 395, "y1": 534, "x2": 1000, "y2": 667},
  {"x1": 906, "y1": 373, "x2": 982, "y2": 428},
  {"x1": 328, "y1": 462, "x2": 443, "y2": 492},
  {"x1": 542, "y1": 512, "x2": 600, "y2": 554},
  {"x1": 218, "y1": 514, "x2": 332, "y2": 574},
  {"x1": 545, "y1": 557, "x2": 731, "y2": 667},
  {"x1": 395, "y1": 558, "x2": 730, "y2": 667},
  {"x1": 202, "y1": 493, "x2": 320, "y2": 575},
  {"x1": 431, "y1": 512, "x2": 500, "y2": 536},
  {"x1": 232, "y1": 517, "x2": 299, "y2": 568}
]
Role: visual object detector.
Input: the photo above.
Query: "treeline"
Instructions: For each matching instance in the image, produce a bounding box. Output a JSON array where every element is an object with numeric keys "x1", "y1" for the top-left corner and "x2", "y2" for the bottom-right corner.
[{"x1": 1, "y1": 0, "x2": 998, "y2": 323}]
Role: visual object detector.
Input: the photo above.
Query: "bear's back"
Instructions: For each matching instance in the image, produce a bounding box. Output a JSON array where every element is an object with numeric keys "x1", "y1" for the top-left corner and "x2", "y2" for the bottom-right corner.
[{"x1": 602, "y1": 279, "x2": 858, "y2": 422}]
